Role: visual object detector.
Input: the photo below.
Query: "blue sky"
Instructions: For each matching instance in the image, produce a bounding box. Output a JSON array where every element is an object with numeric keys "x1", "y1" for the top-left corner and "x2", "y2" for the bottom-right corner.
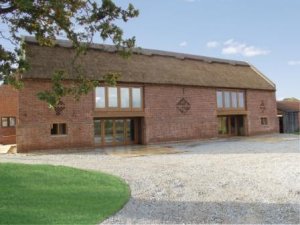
[{"x1": 111, "y1": 0, "x2": 300, "y2": 99}]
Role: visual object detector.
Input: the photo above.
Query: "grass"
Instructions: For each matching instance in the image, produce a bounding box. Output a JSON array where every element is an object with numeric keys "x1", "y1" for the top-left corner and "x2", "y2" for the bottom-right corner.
[
  {"x1": 293, "y1": 130, "x2": 300, "y2": 135},
  {"x1": 0, "y1": 163, "x2": 130, "y2": 225}
]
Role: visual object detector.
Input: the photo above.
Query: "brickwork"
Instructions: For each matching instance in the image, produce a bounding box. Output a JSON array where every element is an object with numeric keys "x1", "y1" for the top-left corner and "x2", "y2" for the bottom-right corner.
[
  {"x1": 246, "y1": 90, "x2": 279, "y2": 135},
  {"x1": 144, "y1": 85, "x2": 218, "y2": 143},
  {"x1": 17, "y1": 80, "x2": 94, "y2": 152},
  {"x1": 17, "y1": 80, "x2": 278, "y2": 152},
  {"x1": 0, "y1": 85, "x2": 18, "y2": 144}
]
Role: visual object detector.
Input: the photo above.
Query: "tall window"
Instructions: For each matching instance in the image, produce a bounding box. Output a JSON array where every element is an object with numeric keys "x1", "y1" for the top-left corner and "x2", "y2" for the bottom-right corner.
[
  {"x1": 95, "y1": 87, "x2": 105, "y2": 108},
  {"x1": 95, "y1": 86, "x2": 143, "y2": 110},
  {"x1": 132, "y1": 88, "x2": 142, "y2": 108},
  {"x1": 238, "y1": 92, "x2": 245, "y2": 108},
  {"x1": 108, "y1": 87, "x2": 118, "y2": 107},
  {"x1": 224, "y1": 91, "x2": 230, "y2": 108},
  {"x1": 216, "y1": 90, "x2": 245, "y2": 109},
  {"x1": 231, "y1": 92, "x2": 237, "y2": 108},
  {"x1": 217, "y1": 91, "x2": 223, "y2": 108},
  {"x1": 120, "y1": 88, "x2": 130, "y2": 108}
]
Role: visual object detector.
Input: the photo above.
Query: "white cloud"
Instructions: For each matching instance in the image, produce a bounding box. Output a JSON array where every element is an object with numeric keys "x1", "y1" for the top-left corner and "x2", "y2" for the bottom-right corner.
[
  {"x1": 206, "y1": 41, "x2": 219, "y2": 48},
  {"x1": 179, "y1": 41, "x2": 187, "y2": 47},
  {"x1": 222, "y1": 39, "x2": 270, "y2": 57},
  {"x1": 288, "y1": 60, "x2": 300, "y2": 66}
]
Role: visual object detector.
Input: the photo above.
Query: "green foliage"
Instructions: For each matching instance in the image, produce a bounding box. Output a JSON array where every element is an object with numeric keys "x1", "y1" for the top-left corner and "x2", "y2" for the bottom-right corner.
[
  {"x1": 0, "y1": 0, "x2": 139, "y2": 106},
  {"x1": 37, "y1": 70, "x2": 70, "y2": 108},
  {"x1": 103, "y1": 72, "x2": 121, "y2": 86},
  {"x1": 37, "y1": 70, "x2": 101, "y2": 108},
  {"x1": 0, "y1": 163, "x2": 130, "y2": 225}
]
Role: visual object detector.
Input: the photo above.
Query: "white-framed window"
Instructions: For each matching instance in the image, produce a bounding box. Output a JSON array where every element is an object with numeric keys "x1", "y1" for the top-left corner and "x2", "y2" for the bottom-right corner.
[
  {"x1": 132, "y1": 88, "x2": 142, "y2": 108},
  {"x1": 1, "y1": 117, "x2": 16, "y2": 127},
  {"x1": 95, "y1": 87, "x2": 105, "y2": 108},
  {"x1": 120, "y1": 87, "x2": 130, "y2": 108},
  {"x1": 108, "y1": 87, "x2": 118, "y2": 107},
  {"x1": 216, "y1": 90, "x2": 245, "y2": 109},
  {"x1": 95, "y1": 86, "x2": 143, "y2": 110}
]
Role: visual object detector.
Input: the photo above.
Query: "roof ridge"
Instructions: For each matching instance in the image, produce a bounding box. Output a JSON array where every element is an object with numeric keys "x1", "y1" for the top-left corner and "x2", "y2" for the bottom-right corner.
[{"x1": 23, "y1": 36, "x2": 249, "y2": 67}]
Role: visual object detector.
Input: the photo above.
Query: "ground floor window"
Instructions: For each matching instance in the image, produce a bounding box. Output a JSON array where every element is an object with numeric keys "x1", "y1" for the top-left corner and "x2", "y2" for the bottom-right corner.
[
  {"x1": 51, "y1": 123, "x2": 67, "y2": 135},
  {"x1": 94, "y1": 118, "x2": 138, "y2": 145},
  {"x1": 1, "y1": 117, "x2": 16, "y2": 127},
  {"x1": 261, "y1": 117, "x2": 268, "y2": 125},
  {"x1": 218, "y1": 115, "x2": 245, "y2": 136}
]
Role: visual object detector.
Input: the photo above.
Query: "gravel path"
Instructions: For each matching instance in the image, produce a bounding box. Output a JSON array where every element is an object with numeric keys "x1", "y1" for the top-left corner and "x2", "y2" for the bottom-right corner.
[{"x1": 0, "y1": 134, "x2": 299, "y2": 224}]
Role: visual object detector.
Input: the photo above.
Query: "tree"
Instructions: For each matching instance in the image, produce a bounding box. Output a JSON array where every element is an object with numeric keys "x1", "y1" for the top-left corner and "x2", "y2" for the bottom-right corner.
[{"x1": 0, "y1": 0, "x2": 139, "y2": 107}]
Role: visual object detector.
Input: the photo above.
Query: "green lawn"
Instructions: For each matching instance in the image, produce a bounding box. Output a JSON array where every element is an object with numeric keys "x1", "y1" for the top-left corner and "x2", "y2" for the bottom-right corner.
[{"x1": 0, "y1": 163, "x2": 130, "y2": 225}]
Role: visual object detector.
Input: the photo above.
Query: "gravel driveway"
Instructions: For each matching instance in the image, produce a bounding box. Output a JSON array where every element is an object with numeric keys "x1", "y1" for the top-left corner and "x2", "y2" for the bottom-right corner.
[{"x1": 1, "y1": 134, "x2": 299, "y2": 224}]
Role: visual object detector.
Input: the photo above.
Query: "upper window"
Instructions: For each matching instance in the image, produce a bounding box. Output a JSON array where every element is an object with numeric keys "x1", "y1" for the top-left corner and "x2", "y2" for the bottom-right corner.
[
  {"x1": 108, "y1": 87, "x2": 118, "y2": 107},
  {"x1": 216, "y1": 90, "x2": 245, "y2": 109},
  {"x1": 1, "y1": 117, "x2": 16, "y2": 127},
  {"x1": 95, "y1": 87, "x2": 105, "y2": 108},
  {"x1": 217, "y1": 91, "x2": 223, "y2": 108},
  {"x1": 95, "y1": 86, "x2": 143, "y2": 110},
  {"x1": 120, "y1": 88, "x2": 130, "y2": 108},
  {"x1": 132, "y1": 88, "x2": 142, "y2": 108}
]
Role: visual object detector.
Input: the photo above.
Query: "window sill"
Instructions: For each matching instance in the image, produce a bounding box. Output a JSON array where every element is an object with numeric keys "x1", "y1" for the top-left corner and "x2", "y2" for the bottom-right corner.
[{"x1": 50, "y1": 135, "x2": 68, "y2": 137}]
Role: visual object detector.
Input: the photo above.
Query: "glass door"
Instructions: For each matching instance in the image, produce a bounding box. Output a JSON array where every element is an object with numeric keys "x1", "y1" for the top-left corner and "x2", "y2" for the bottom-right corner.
[
  {"x1": 94, "y1": 118, "x2": 138, "y2": 146},
  {"x1": 218, "y1": 116, "x2": 244, "y2": 136}
]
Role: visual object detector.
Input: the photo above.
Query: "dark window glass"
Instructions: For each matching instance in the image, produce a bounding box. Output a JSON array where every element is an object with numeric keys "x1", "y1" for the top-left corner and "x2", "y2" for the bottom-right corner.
[
  {"x1": 261, "y1": 117, "x2": 268, "y2": 125},
  {"x1": 94, "y1": 120, "x2": 102, "y2": 143},
  {"x1": 105, "y1": 120, "x2": 114, "y2": 143},
  {"x1": 51, "y1": 123, "x2": 67, "y2": 135}
]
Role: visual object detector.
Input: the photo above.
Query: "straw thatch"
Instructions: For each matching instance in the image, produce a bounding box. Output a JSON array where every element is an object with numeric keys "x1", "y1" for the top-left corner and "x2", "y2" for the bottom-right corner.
[
  {"x1": 277, "y1": 101, "x2": 300, "y2": 112},
  {"x1": 23, "y1": 37, "x2": 275, "y2": 90}
]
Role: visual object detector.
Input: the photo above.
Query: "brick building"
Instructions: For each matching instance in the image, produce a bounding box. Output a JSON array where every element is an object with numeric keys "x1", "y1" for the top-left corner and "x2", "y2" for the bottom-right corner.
[
  {"x1": 0, "y1": 84, "x2": 18, "y2": 145},
  {"x1": 16, "y1": 37, "x2": 278, "y2": 152}
]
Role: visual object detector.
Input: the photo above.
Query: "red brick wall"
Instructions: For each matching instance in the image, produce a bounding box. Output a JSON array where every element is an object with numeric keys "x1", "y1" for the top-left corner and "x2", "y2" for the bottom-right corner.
[
  {"x1": 0, "y1": 85, "x2": 18, "y2": 144},
  {"x1": 17, "y1": 80, "x2": 94, "y2": 152},
  {"x1": 246, "y1": 90, "x2": 279, "y2": 135},
  {"x1": 143, "y1": 85, "x2": 218, "y2": 143},
  {"x1": 17, "y1": 80, "x2": 279, "y2": 152}
]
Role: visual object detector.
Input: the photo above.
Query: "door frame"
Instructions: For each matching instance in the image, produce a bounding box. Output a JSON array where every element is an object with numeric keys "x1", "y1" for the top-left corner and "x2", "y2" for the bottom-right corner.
[
  {"x1": 94, "y1": 118, "x2": 140, "y2": 146},
  {"x1": 218, "y1": 115, "x2": 245, "y2": 137}
]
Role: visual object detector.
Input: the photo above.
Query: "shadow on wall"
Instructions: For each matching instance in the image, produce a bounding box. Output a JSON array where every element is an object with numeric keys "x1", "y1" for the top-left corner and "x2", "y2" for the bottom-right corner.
[{"x1": 116, "y1": 198, "x2": 299, "y2": 224}]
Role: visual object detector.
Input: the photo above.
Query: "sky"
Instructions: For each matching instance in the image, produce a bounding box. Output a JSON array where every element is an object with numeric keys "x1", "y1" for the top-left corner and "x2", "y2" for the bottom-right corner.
[
  {"x1": 110, "y1": 0, "x2": 300, "y2": 99},
  {"x1": 1, "y1": 0, "x2": 299, "y2": 99}
]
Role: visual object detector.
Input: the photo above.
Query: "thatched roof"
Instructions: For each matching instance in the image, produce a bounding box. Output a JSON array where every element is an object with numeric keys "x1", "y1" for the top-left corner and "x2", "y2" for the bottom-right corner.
[
  {"x1": 23, "y1": 36, "x2": 276, "y2": 90},
  {"x1": 277, "y1": 101, "x2": 300, "y2": 112}
]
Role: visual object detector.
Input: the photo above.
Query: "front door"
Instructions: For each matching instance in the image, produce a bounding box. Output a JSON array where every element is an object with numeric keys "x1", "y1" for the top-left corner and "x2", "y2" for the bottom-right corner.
[
  {"x1": 94, "y1": 118, "x2": 138, "y2": 146},
  {"x1": 218, "y1": 115, "x2": 245, "y2": 136}
]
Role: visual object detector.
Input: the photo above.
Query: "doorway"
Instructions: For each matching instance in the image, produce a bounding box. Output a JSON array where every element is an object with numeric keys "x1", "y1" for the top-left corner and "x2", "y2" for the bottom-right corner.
[
  {"x1": 218, "y1": 115, "x2": 245, "y2": 136},
  {"x1": 94, "y1": 118, "x2": 140, "y2": 146}
]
